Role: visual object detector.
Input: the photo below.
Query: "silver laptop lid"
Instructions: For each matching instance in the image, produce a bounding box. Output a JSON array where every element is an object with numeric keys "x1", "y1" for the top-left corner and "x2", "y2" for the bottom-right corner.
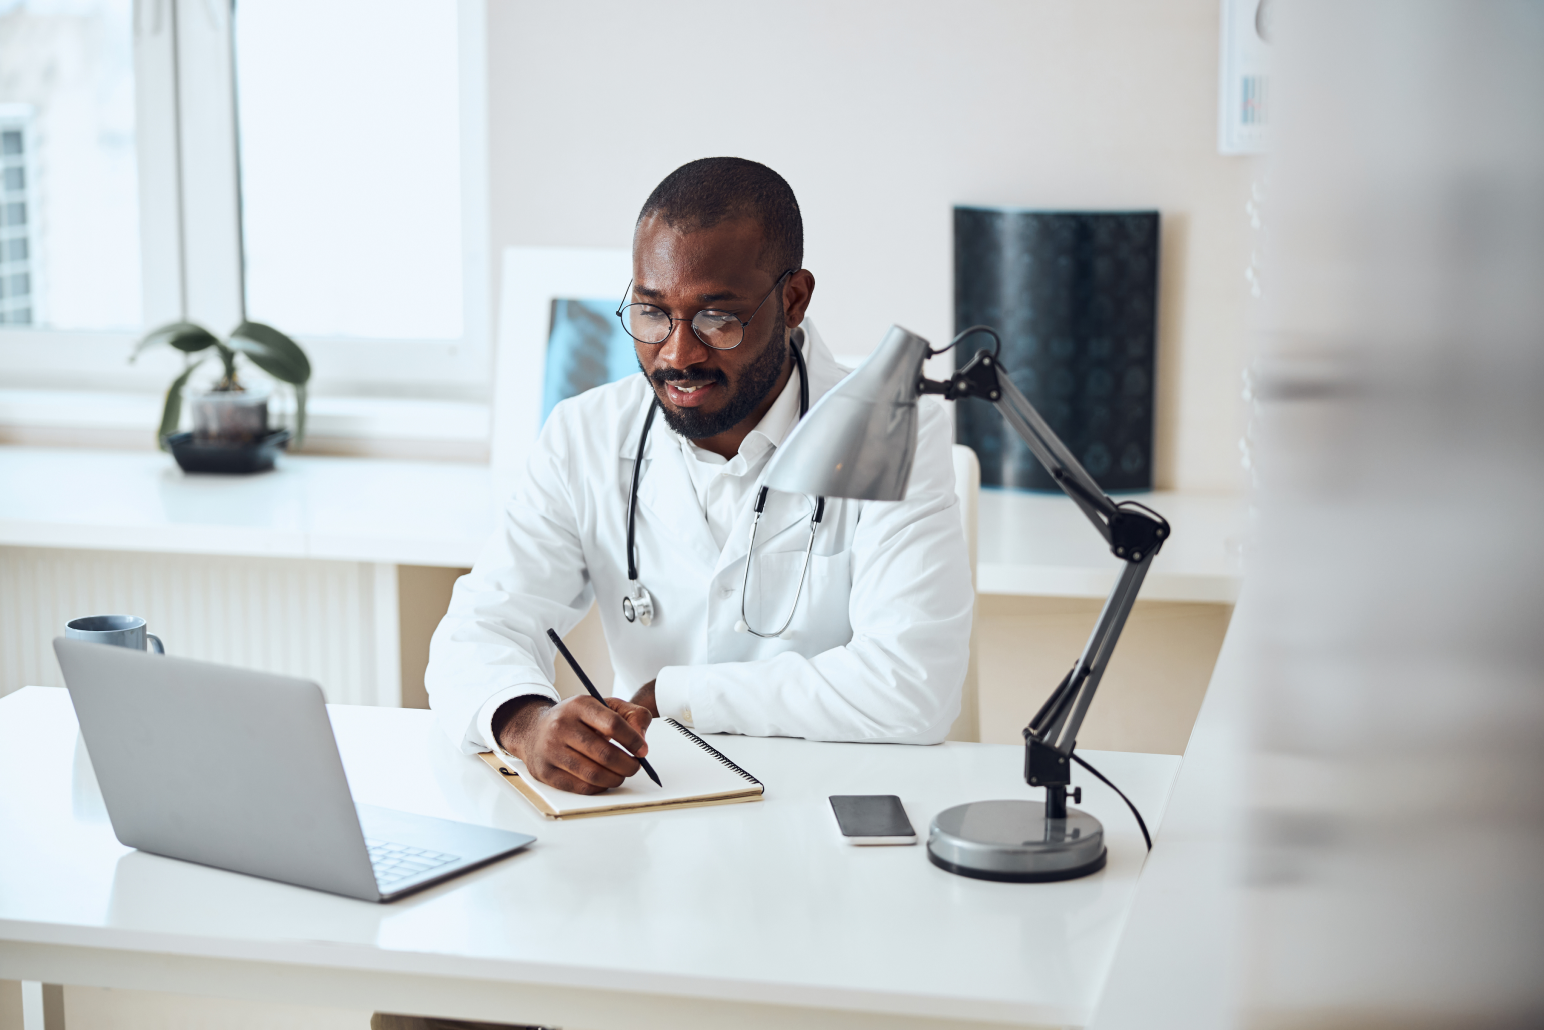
[{"x1": 54, "y1": 638, "x2": 379, "y2": 901}]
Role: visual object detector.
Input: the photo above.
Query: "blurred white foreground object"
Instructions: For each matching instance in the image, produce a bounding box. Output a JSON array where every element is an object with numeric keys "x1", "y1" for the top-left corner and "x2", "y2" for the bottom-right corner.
[{"x1": 1245, "y1": 1, "x2": 1544, "y2": 1025}]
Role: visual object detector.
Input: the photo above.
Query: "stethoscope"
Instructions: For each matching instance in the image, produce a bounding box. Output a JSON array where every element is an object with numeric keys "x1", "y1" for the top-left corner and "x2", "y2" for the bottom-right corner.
[{"x1": 623, "y1": 332, "x2": 825, "y2": 639}]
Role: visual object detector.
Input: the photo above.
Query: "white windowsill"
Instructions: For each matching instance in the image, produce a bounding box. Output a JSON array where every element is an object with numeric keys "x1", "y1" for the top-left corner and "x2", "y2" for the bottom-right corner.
[
  {"x1": 0, "y1": 442, "x2": 1249, "y2": 601},
  {"x1": 0, "y1": 388, "x2": 492, "y2": 461}
]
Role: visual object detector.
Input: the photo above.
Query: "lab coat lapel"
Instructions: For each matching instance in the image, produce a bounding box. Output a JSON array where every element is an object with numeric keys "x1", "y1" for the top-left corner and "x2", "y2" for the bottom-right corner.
[{"x1": 714, "y1": 487, "x2": 817, "y2": 577}]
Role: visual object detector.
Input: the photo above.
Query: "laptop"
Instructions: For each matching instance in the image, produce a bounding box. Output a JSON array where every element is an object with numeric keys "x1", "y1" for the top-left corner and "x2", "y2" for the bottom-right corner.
[{"x1": 54, "y1": 638, "x2": 535, "y2": 903}]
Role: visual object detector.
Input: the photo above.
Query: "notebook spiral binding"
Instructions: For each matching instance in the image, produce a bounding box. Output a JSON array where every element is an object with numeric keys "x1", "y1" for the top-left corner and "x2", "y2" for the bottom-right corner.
[{"x1": 666, "y1": 719, "x2": 762, "y2": 786}]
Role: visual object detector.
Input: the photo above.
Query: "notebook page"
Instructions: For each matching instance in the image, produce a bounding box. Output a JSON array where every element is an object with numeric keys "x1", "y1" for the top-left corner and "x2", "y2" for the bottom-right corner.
[{"x1": 490, "y1": 719, "x2": 760, "y2": 815}]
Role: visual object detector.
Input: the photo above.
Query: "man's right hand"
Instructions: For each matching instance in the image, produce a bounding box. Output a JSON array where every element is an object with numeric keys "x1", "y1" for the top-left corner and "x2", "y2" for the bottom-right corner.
[{"x1": 492, "y1": 694, "x2": 652, "y2": 795}]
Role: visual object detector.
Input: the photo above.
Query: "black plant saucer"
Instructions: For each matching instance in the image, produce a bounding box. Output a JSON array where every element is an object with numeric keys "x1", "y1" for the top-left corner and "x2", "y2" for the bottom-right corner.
[{"x1": 166, "y1": 429, "x2": 291, "y2": 474}]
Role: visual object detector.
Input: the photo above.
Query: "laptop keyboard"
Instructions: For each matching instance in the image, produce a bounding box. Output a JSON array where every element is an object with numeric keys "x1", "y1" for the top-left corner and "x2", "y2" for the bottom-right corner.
[{"x1": 366, "y1": 837, "x2": 461, "y2": 888}]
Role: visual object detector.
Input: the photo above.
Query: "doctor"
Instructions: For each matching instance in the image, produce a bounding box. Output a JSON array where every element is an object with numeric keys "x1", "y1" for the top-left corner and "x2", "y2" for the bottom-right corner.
[{"x1": 425, "y1": 157, "x2": 974, "y2": 794}]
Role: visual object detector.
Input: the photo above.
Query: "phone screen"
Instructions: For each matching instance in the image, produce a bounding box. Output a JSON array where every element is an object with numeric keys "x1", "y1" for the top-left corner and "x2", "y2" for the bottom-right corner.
[{"x1": 829, "y1": 794, "x2": 917, "y2": 845}]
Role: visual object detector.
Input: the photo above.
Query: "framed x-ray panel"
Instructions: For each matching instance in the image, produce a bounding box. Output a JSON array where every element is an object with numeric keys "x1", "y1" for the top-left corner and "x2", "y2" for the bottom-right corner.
[{"x1": 491, "y1": 246, "x2": 635, "y2": 481}]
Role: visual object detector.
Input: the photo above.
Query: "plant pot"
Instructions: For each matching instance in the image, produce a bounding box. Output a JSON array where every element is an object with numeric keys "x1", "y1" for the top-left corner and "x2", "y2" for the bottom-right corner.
[
  {"x1": 167, "y1": 429, "x2": 290, "y2": 474},
  {"x1": 191, "y1": 389, "x2": 268, "y2": 444}
]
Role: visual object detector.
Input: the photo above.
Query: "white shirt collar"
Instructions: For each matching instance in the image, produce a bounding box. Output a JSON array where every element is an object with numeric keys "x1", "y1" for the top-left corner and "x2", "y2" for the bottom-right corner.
[{"x1": 677, "y1": 363, "x2": 803, "y2": 472}]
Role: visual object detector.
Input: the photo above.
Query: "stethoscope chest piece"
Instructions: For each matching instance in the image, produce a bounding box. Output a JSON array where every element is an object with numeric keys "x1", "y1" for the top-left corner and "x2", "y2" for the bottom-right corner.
[{"x1": 623, "y1": 584, "x2": 654, "y2": 626}]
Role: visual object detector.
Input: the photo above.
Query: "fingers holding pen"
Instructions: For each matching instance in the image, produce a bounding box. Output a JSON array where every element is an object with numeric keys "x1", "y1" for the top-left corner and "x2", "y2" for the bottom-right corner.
[
  {"x1": 530, "y1": 696, "x2": 650, "y2": 793},
  {"x1": 547, "y1": 740, "x2": 629, "y2": 792},
  {"x1": 567, "y1": 694, "x2": 646, "y2": 759},
  {"x1": 568, "y1": 718, "x2": 643, "y2": 782},
  {"x1": 604, "y1": 696, "x2": 653, "y2": 750},
  {"x1": 543, "y1": 629, "x2": 660, "y2": 790}
]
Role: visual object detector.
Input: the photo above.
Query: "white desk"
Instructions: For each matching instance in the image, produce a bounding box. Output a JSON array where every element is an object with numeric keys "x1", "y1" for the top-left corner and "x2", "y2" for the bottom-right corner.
[
  {"x1": 1086, "y1": 599, "x2": 1249, "y2": 1030},
  {"x1": 0, "y1": 446, "x2": 1244, "y2": 600},
  {"x1": 0, "y1": 686, "x2": 1180, "y2": 1029}
]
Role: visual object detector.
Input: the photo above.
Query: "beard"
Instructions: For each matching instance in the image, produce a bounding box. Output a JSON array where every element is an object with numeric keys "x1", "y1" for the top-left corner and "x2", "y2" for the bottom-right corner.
[{"x1": 644, "y1": 303, "x2": 788, "y2": 441}]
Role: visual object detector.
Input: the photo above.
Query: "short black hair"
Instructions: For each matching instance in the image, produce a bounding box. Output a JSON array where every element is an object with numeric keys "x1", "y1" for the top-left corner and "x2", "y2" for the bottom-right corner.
[{"x1": 636, "y1": 157, "x2": 803, "y2": 274}]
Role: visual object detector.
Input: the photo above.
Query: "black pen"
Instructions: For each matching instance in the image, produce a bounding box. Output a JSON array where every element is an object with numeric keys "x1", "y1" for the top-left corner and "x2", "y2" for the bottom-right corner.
[{"x1": 545, "y1": 628, "x2": 662, "y2": 788}]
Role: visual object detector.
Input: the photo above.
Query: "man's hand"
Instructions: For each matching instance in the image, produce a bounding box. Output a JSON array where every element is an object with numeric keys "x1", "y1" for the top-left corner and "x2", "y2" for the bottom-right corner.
[
  {"x1": 631, "y1": 679, "x2": 659, "y2": 718},
  {"x1": 493, "y1": 694, "x2": 652, "y2": 795}
]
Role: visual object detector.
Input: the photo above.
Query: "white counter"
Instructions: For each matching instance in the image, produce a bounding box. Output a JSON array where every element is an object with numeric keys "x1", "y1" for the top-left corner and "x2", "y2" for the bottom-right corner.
[
  {"x1": 978, "y1": 488, "x2": 1246, "y2": 602},
  {"x1": 0, "y1": 446, "x2": 1244, "y2": 601}
]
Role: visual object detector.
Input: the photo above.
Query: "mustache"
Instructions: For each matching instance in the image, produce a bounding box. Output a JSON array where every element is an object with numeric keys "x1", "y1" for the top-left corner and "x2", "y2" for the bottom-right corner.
[{"x1": 649, "y1": 367, "x2": 728, "y2": 388}]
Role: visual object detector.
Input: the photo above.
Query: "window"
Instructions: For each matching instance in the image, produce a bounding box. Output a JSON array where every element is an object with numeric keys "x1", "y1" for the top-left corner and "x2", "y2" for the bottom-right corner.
[
  {"x1": 234, "y1": 0, "x2": 464, "y2": 342},
  {"x1": 0, "y1": 0, "x2": 141, "y2": 331},
  {"x1": 0, "y1": 0, "x2": 488, "y2": 402}
]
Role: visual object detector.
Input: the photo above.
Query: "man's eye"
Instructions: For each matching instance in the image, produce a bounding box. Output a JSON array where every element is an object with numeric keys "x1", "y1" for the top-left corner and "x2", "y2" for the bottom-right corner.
[
  {"x1": 695, "y1": 311, "x2": 737, "y2": 327},
  {"x1": 636, "y1": 306, "x2": 669, "y2": 322}
]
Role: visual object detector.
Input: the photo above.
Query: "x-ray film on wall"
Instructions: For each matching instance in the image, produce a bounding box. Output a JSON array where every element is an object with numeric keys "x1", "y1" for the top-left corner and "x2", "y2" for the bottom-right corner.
[{"x1": 541, "y1": 299, "x2": 638, "y2": 425}]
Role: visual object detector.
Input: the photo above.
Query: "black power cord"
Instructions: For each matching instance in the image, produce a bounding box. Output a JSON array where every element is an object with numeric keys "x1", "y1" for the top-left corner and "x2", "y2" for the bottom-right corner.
[
  {"x1": 1071, "y1": 752, "x2": 1152, "y2": 851},
  {"x1": 926, "y1": 324, "x2": 1003, "y2": 359}
]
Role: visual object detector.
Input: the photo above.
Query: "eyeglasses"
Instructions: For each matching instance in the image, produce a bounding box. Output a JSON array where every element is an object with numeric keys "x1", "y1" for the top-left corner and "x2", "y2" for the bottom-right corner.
[{"x1": 615, "y1": 269, "x2": 793, "y2": 351}]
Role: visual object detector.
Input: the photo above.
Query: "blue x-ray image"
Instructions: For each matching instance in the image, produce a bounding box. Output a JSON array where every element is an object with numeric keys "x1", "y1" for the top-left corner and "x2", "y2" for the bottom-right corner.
[{"x1": 541, "y1": 299, "x2": 639, "y2": 425}]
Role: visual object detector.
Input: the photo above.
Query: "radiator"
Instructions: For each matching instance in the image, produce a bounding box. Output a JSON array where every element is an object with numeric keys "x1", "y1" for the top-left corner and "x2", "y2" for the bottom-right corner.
[{"x1": 0, "y1": 546, "x2": 400, "y2": 706}]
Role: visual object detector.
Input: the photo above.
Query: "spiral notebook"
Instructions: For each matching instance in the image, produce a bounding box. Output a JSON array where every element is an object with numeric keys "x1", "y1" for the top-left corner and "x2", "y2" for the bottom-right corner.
[{"x1": 476, "y1": 718, "x2": 764, "y2": 819}]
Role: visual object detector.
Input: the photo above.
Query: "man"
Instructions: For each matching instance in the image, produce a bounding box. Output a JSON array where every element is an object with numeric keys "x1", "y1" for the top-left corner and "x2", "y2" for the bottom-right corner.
[{"x1": 425, "y1": 157, "x2": 973, "y2": 795}]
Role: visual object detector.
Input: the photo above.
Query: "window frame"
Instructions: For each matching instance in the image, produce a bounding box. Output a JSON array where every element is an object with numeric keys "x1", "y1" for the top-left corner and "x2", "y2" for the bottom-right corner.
[
  {"x1": 0, "y1": 0, "x2": 491, "y2": 400},
  {"x1": 0, "y1": 105, "x2": 38, "y2": 327}
]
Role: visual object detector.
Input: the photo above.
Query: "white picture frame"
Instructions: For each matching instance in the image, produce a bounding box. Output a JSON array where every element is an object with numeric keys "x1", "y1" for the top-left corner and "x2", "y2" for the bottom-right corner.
[{"x1": 490, "y1": 245, "x2": 633, "y2": 481}]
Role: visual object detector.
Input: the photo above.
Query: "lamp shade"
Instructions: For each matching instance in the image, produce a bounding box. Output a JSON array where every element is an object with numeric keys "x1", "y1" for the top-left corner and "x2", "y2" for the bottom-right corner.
[{"x1": 763, "y1": 325, "x2": 932, "y2": 501}]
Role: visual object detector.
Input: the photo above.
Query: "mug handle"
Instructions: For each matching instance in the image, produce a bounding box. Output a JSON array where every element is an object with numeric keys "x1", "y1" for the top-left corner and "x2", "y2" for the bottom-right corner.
[{"x1": 147, "y1": 634, "x2": 165, "y2": 655}]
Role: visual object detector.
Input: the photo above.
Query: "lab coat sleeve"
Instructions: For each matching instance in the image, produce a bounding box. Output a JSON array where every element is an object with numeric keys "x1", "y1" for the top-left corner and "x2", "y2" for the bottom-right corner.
[
  {"x1": 424, "y1": 405, "x2": 596, "y2": 753},
  {"x1": 653, "y1": 401, "x2": 974, "y2": 745}
]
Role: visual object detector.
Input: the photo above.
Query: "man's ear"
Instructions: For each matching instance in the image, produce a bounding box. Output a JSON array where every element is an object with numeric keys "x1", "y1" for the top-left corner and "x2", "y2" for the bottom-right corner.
[{"x1": 783, "y1": 269, "x2": 816, "y2": 327}]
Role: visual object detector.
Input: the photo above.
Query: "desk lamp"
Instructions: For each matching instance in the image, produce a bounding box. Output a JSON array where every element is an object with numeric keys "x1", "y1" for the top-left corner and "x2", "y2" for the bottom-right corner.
[{"x1": 764, "y1": 325, "x2": 1167, "y2": 881}]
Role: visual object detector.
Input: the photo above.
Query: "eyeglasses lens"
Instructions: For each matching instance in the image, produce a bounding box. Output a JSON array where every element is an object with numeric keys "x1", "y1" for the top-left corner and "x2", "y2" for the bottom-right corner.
[
  {"x1": 623, "y1": 304, "x2": 671, "y2": 344},
  {"x1": 690, "y1": 310, "x2": 742, "y2": 350},
  {"x1": 620, "y1": 304, "x2": 743, "y2": 350}
]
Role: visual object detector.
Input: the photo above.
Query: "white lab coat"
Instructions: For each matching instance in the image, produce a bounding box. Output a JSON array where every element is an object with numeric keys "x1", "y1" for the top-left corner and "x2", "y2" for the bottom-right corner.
[{"x1": 426, "y1": 323, "x2": 974, "y2": 752}]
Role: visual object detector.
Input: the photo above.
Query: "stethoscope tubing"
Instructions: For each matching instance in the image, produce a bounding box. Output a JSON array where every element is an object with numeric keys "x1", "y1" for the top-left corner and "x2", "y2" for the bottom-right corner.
[
  {"x1": 735, "y1": 485, "x2": 824, "y2": 639},
  {"x1": 624, "y1": 333, "x2": 822, "y2": 636}
]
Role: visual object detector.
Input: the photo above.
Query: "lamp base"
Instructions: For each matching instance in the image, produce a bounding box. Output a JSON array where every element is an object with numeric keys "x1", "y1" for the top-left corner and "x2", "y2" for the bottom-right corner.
[{"x1": 926, "y1": 800, "x2": 1107, "y2": 882}]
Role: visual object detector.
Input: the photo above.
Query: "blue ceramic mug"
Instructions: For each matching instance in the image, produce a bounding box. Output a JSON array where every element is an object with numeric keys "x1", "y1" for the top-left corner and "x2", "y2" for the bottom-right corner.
[{"x1": 64, "y1": 615, "x2": 164, "y2": 654}]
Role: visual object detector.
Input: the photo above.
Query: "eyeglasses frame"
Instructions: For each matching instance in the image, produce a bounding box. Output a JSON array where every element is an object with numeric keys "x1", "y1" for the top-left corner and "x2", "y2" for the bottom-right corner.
[{"x1": 615, "y1": 268, "x2": 795, "y2": 351}]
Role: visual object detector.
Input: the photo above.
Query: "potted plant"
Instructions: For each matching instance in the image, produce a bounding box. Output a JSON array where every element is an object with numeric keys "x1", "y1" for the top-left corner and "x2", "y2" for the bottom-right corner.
[{"x1": 132, "y1": 321, "x2": 311, "y2": 473}]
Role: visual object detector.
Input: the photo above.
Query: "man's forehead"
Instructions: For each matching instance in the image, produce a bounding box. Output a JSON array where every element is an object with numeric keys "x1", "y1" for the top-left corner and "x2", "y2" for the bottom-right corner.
[{"x1": 632, "y1": 214, "x2": 771, "y2": 294}]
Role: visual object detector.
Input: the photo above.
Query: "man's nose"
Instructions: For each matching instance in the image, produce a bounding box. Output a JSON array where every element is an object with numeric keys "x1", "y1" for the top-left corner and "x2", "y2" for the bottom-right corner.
[{"x1": 655, "y1": 317, "x2": 712, "y2": 369}]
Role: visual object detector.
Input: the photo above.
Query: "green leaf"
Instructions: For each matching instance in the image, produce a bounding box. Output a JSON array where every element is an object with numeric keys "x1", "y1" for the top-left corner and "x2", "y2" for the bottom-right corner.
[
  {"x1": 227, "y1": 321, "x2": 311, "y2": 385},
  {"x1": 157, "y1": 358, "x2": 204, "y2": 450},
  {"x1": 292, "y1": 382, "x2": 308, "y2": 449},
  {"x1": 132, "y1": 322, "x2": 218, "y2": 362}
]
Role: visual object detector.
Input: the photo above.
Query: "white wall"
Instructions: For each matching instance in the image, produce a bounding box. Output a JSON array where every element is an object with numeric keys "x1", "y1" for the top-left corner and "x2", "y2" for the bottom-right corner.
[{"x1": 486, "y1": 0, "x2": 1254, "y2": 492}]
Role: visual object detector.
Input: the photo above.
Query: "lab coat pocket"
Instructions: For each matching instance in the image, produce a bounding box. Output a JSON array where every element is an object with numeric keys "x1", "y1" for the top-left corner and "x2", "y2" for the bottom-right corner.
[{"x1": 748, "y1": 548, "x2": 852, "y2": 651}]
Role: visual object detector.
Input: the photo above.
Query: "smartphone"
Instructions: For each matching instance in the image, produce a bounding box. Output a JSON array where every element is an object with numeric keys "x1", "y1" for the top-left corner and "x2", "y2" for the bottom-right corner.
[{"x1": 828, "y1": 794, "x2": 917, "y2": 846}]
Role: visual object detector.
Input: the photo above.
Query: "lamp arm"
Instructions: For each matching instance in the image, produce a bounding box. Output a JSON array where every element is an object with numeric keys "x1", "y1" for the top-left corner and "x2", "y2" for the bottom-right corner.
[
  {"x1": 925, "y1": 349, "x2": 1120, "y2": 538},
  {"x1": 1029, "y1": 553, "x2": 1154, "y2": 753},
  {"x1": 989, "y1": 362, "x2": 1121, "y2": 535},
  {"x1": 922, "y1": 347, "x2": 1171, "y2": 819}
]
